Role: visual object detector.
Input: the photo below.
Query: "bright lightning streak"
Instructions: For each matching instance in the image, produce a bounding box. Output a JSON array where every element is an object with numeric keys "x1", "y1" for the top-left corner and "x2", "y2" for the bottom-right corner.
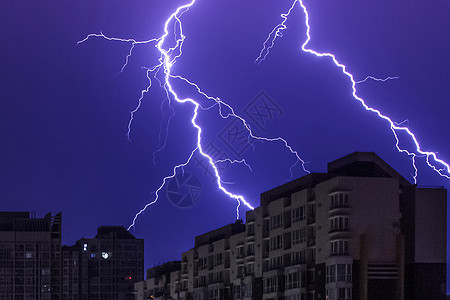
[
  {"x1": 77, "y1": 32, "x2": 160, "y2": 73},
  {"x1": 81, "y1": 0, "x2": 318, "y2": 229},
  {"x1": 140, "y1": 0, "x2": 256, "y2": 224},
  {"x1": 259, "y1": 0, "x2": 450, "y2": 182},
  {"x1": 214, "y1": 158, "x2": 253, "y2": 173},
  {"x1": 169, "y1": 74, "x2": 310, "y2": 175},
  {"x1": 128, "y1": 147, "x2": 199, "y2": 230},
  {"x1": 255, "y1": 0, "x2": 298, "y2": 65},
  {"x1": 356, "y1": 75, "x2": 400, "y2": 84}
]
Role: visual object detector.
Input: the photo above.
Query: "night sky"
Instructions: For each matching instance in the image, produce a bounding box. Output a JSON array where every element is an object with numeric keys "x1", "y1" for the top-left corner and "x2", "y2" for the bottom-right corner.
[{"x1": 1, "y1": 0, "x2": 449, "y2": 285}]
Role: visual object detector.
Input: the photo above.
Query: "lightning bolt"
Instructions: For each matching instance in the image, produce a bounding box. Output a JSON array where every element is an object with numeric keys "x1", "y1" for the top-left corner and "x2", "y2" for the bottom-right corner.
[
  {"x1": 214, "y1": 158, "x2": 253, "y2": 173},
  {"x1": 255, "y1": 0, "x2": 299, "y2": 65},
  {"x1": 258, "y1": 0, "x2": 450, "y2": 183},
  {"x1": 356, "y1": 75, "x2": 400, "y2": 84},
  {"x1": 79, "y1": 0, "x2": 311, "y2": 229}
]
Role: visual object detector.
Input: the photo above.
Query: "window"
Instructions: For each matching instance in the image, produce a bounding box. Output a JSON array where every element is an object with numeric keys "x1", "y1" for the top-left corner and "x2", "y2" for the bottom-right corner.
[
  {"x1": 326, "y1": 264, "x2": 352, "y2": 282},
  {"x1": 246, "y1": 263, "x2": 254, "y2": 274},
  {"x1": 237, "y1": 246, "x2": 245, "y2": 258},
  {"x1": 237, "y1": 265, "x2": 245, "y2": 276},
  {"x1": 292, "y1": 228, "x2": 306, "y2": 245},
  {"x1": 330, "y1": 217, "x2": 349, "y2": 232},
  {"x1": 194, "y1": 292, "x2": 204, "y2": 300},
  {"x1": 199, "y1": 275, "x2": 207, "y2": 286},
  {"x1": 330, "y1": 240, "x2": 349, "y2": 256},
  {"x1": 242, "y1": 282, "x2": 252, "y2": 298},
  {"x1": 234, "y1": 284, "x2": 241, "y2": 299},
  {"x1": 326, "y1": 265, "x2": 336, "y2": 283},
  {"x1": 291, "y1": 250, "x2": 306, "y2": 264},
  {"x1": 270, "y1": 214, "x2": 283, "y2": 230},
  {"x1": 263, "y1": 276, "x2": 278, "y2": 293},
  {"x1": 213, "y1": 271, "x2": 223, "y2": 283},
  {"x1": 270, "y1": 235, "x2": 283, "y2": 251},
  {"x1": 270, "y1": 256, "x2": 283, "y2": 269},
  {"x1": 247, "y1": 243, "x2": 255, "y2": 256},
  {"x1": 214, "y1": 253, "x2": 222, "y2": 266},
  {"x1": 41, "y1": 269, "x2": 50, "y2": 276},
  {"x1": 208, "y1": 286, "x2": 220, "y2": 300},
  {"x1": 199, "y1": 257, "x2": 208, "y2": 270},
  {"x1": 330, "y1": 193, "x2": 349, "y2": 209},
  {"x1": 337, "y1": 287, "x2": 352, "y2": 300},
  {"x1": 247, "y1": 223, "x2": 255, "y2": 236},
  {"x1": 285, "y1": 271, "x2": 300, "y2": 290},
  {"x1": 292, "y1": 206, "x2": 305, "y2": 223}
]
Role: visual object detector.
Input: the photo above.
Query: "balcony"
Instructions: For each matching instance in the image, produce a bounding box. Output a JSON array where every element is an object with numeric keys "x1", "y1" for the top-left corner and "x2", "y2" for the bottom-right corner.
[
  {"x1": 328, "y1": 205, "x2": 351, "y2": 217},
  {"x1": 307, "y1": 216, "x2": 315, "y2": 225},
  {"x1": 329, "y1": 251, "x2": 349, "y2": 257},
  {"x1": 328, "y1": 228, "x2": 351, "y2": 238}
]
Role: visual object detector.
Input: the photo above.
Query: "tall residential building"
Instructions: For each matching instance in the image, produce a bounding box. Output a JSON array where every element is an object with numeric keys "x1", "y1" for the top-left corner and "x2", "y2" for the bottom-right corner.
[
  {"x1": 76, "y1": 226, "x2": 144, "y2": 300},
  {"x1": 0, "y1": 212, "x2": 144, "y2": 300},
  {"x1": 0, "y1": 212, "x2": 62, "y2": 300},
  {"x1": 136, "y1": 152, "x2": 446, "y2": 300},
  {"x1": 61, "y1": 245, "x2": 79, "y2": 300}
]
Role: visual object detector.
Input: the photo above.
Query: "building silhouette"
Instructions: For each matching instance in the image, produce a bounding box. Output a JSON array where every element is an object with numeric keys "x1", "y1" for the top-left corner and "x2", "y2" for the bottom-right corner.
[
  {"x1": 0, "y1": 213, "x2": 144, "y2": 300},
  {"x1": 135, "y1": 261, "x2": 181, "y2": 299},
  {"x1": 0, "y1": 212, "x2": 62, "y2": 300},
  {"x1": 135, "y1": 152, "x2": 446, "y2": 300},
  {"x1": 75, "y1": 226, "x2": 144, "y2": 300}
]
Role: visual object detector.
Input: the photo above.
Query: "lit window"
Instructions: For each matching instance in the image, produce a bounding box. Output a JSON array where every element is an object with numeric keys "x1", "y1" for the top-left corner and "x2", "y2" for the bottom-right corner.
[
  {"x1": 83, "y1": 244, "x2": 88, "y2": 251},
  {"x1": 101, "y1": 252, "x2": 110, "y2": 259}
]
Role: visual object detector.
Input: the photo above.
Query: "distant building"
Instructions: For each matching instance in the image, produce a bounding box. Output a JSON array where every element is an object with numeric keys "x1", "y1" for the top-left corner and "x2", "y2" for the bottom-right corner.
[
  {"x1": 61, "y1": 245, "x2": 79, "y2": 300},
  {"x1": 135, "y1": 152, "x2": 446, "y2": 300},
  {"x1": 135, "y1": 261, "x2": 181, "y2": 300},
  {"x1": 0, "y1": 212, "x2": 144, "y2": 300},
  {"x1": 75, "y1": 226, "x2": 144, "y2": 300},
  {"x1": 0, "y1": 211, "x2": 62, "y2": 300}
]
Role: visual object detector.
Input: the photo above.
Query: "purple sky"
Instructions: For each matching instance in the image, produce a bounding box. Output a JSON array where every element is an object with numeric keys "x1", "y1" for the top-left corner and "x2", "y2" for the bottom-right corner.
[{"x1": 1, "y1": 0, "x2": 449, "y2": 285}]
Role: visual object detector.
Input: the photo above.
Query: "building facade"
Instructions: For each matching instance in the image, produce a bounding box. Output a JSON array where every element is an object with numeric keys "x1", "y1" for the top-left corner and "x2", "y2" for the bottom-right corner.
[
  {"x1": 0, "y1": 213, "x2": 144, "y2": 300},
  {"x1": 135, "y1": 261, "x2": 181, "y2": 300},
  {"x1": 0, "y1": 212, "x2": 62, "y2": 300},
  {"x1": 76, "y1": 226, "x2": 144, "y2": 300},
  {"x1": 136, "y1": 152, "x2": 446, "y2": 300}
]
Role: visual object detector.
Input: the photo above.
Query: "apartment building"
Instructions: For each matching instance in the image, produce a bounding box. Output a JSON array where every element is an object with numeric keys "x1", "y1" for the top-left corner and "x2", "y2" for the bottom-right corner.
[
  {"x1": 136, "y1": 152, "x2": 446, "y2": 300},
  {"x1": 0, "y1": 212, "x2": 62, "y2": 300},
  {"x1": 135, "y1": 261, "x2": 181, "y2": 300},
  {"x1": 0, "y1": 212, "x2": 144, "y2": 300},
  {"x1": 76, "y1": 226, "x2": 144, "y2": 300}
]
